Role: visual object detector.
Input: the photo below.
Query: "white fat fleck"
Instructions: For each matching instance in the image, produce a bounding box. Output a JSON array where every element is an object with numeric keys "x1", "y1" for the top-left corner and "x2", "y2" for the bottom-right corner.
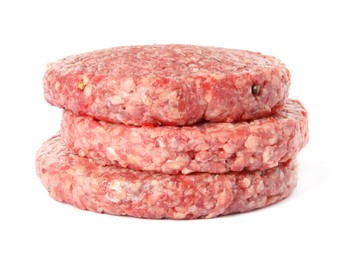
[
  {"x1": 212, "y1": 74, "x2": 226, "y2": 80},
  {"x1": 82, "y1": 75, "x2": 90, "y2": 85},
  {"x1": 205, "y1": 176, "x2": 213, "y2": 183},
  {"x1": 107, "y1": 181, "x2": 127, "y2": 201},
  {"x1": 268, "y1": 136, "x2": 277, "y2": 145},
  {"x1": 174, "y1": 47, "x2": 182, "y2": 53},
  {"x1": 122, "y1": 78, "x2": 135, "y2": 91},
  {"x1": 106, "y1": 147, "x2": 119, "y2": 160},
  {"x1": 223, "y1": 143, "x2": 235, "y2": 154},
  {"x1": 141, "y1": 91, "x2": 153, "y2": 106},
  {"x1": 151, "y1": 180, "x2": 158, "y2": 186},
  {"x1": 162, "y1": 157, "x2": 189, "y2": 172},
  {"x1": 150, "y1": 131, "x2": 164, "y2": 139},
  {"x1": 54, "y1": 81, "x2": 60, "y2": 91},
  {"x1": 181, "y1": 168, "x2": 192, "y2": 174},
  {"x1": 244, "y1": 135, "x2": 259, "y2": 151},
  {"x1": 109, "y1": 180, "x2": 121, "y2": 191},
  {"x1": 232, "y1": 156, "x2": 245, "y2": 171},
  {"x1": 106, "y1": 147, "x2": 116, "y2": 156},
  {"x1": 205, "y1": 108, "x2": 222, "y2": 118},
  {"x1": 205, "y1": 201, "x2": 215, "y2": 210},
  {"x1": 105, "y1": 193, "x2": 119, "y2": 203},
  {"x1": 108, "y1": 95, "x2": 123, "y2": 105},
  {"x1": 157, "y1": 137, "x2": 166, "y2": 148},
  {"x1": 84, "y1": 86, "x2": 92, "y2": 97},
  {"x1": 127, "y1": 154, "x2": 143, "y2": 165},
  {"x1": 105, "y1": 191, "x2": 127, "y2": 202},
  {"x1": 159, "y1": 90, "x2": 177, "y2": 102},
  {"x1": 173, "y1": 207, "x2": 188, "y2": 219},
  {"x1": 194, "y1": 78, "x2": 202, "y2": 90},
  {"x1": 241, "y1": 178, "x2": 251, "y2": 189},
  {"x1": 262, "y1": 147, "x2": 272, "y2": 163},
  {"x1": 264, "y1": 104, "x2": 271, "y2": 112}
]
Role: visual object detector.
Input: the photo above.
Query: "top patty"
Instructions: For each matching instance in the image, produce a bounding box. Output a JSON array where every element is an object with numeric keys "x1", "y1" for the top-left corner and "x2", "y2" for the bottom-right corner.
[{"x1": 44, "y1": 44, "x2": 290, "y2": 126}]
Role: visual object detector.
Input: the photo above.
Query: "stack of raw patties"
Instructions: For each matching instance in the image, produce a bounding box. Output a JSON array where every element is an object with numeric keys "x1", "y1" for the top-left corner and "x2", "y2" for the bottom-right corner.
[{"x1": 36, "y1": 45, "x2": 308, "y2": 219}]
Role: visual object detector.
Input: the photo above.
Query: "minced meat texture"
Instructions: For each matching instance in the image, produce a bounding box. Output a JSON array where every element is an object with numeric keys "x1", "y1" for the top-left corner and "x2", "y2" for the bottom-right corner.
[
  {"x1": 44, "y1": 44, "x2": 290, "y2": 126},
  {"x1": 36, "y1": 135, "x2": 298, "y2": 219}
]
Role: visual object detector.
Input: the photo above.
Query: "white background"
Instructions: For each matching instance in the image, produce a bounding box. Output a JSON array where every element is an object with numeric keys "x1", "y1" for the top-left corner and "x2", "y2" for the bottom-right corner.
[{"x1": 0, "y1": 0, "x2": 344, "y2": 259}]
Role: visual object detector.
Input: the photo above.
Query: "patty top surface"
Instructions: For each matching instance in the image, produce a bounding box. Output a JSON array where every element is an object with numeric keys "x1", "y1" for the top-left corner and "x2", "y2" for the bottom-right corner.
[
  {"x1": 44, "y1": 44, "x2": 290, "y2": 126},
  {"x1": 46, "y1": 44, "x2": 286, "y2": 78}
]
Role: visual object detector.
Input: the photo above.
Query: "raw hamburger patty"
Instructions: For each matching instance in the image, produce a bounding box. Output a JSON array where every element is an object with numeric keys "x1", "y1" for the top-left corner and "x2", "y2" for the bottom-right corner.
[
  {"x1": 44, "y1": 44, "x2": 290, "y2": 126},
  {"x1": 36, "y1": 135, "x2": 298, "y2": 219},
  {"x1": 61, "y1": 99, "x2": 308, "y2": 174}
]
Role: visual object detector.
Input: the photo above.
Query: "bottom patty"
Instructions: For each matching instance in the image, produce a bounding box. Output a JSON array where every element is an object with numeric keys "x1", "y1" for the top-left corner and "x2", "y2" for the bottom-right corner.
[{"x1": 36, "y1": 135, "x2": 298, "y2": 219}]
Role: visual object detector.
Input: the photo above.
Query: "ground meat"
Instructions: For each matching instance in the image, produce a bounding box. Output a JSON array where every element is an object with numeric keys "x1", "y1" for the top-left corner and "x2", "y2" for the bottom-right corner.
[
  {"x1": 61, "y1": 99, "x2": 308, "y2": 174},
  {"x1": 36, "y1": 135, "x2": 298, "y2": 220},
  {"x1": 44, "y1": 44, "x2": 290, "y2": 126}
]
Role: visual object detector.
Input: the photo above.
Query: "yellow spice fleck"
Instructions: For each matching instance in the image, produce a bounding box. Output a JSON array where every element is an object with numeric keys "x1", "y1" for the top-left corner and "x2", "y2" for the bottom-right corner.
[{"x1": 77, "y1": 81, "x2": 85, "y2": 90}]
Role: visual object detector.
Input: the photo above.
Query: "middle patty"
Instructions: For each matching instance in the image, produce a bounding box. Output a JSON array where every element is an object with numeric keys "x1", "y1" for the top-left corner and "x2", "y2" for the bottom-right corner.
[{"x1": 61, "y1": 99, "x2": 308, "y2": 174}]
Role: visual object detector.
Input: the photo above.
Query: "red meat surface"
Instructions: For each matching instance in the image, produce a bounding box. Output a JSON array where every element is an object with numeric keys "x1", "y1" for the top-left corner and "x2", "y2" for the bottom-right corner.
[{"x1": 44, "y1": 44, "x2": 290, "y2": 126}]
